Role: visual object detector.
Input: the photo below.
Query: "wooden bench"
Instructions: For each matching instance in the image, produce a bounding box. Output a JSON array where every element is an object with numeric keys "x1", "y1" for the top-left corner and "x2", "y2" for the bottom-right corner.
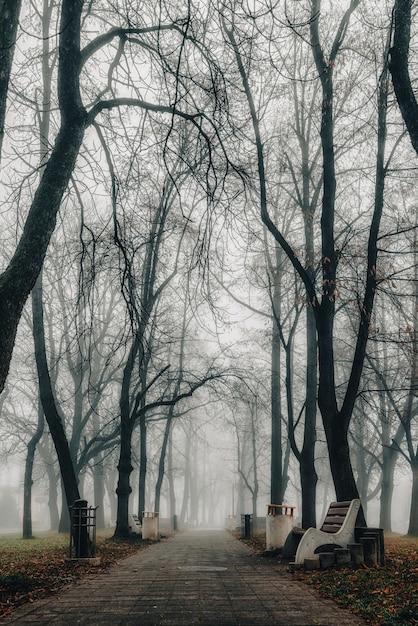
[{"x1": 287, "y1": 499, "x2": 361, "y2": 564}]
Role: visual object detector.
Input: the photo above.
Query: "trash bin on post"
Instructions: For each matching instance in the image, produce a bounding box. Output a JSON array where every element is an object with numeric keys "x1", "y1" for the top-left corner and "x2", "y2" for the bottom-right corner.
[
  {"x1": 142, "y1": 511, "x2": 159, "y2": 541},
  {"x1": 69, "y1": 500, "x2": 98, "y2": 559},
  {"x1": 241, "y1": 513, "x2": 253, "y2": 539},
  {"x1": 265, "y1": 504, "x2": 295, "y2": 551}
]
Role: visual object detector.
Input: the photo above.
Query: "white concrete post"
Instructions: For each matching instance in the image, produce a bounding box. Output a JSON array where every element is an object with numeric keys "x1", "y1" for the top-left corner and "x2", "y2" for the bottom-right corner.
[
  {"x1": 265, "y1": 504, "x2": 295, "y2": 551},
  {"x1": 142, "y1": 511, "x2": 160, "y2": 541}
]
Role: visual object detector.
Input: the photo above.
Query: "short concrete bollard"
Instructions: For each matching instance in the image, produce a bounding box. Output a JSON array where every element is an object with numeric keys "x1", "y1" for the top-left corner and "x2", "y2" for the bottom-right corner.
[
  {"x1": 304, "y1": 556, "x2": 321, "y2": 570},
  {"x1": 288, "y1": 561, "x2": 303, "y2": 572},
  {"x1": 348, "y1": 543, "x2": 364, "y2": 567},
  {"x1": 142, "y1": 511, "x2": 159, "y2": 541},
  {"x1": 319, "y1": 552, "x2": 335, "y2": 569},
  {"x1": 335, "y1": 548, "x2": 351, "y2": 566},
  {"x1": 363, "y1": 530, "x2": 384, "y2": 565},
  {"x1": 360, "y1": 536, "x2": 377, "y2": 566},
  {"x1": 355, "y1": 527, "x2": 385, "y2": 565}
]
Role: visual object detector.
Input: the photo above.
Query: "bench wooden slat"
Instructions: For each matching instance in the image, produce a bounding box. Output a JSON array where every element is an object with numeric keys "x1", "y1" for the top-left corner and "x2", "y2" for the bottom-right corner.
[
  {"x1": 322, "y1": 515, "x2": 348, "y2": 526},
  {"x1": 321, "y1": 524, "x2": 342, "y2": 533},
  {"x1": 328, "y1": 501, "x2": 353, "y2": 508},
  {"x1": 327, "y1": 505, "x2": 349, "y2": 513}
]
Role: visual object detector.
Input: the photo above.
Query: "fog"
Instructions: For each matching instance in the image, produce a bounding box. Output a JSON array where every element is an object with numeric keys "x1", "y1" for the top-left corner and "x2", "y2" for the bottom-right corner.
[{"x1": 0, "y1": 1, "x2": 417, "y2": 540}]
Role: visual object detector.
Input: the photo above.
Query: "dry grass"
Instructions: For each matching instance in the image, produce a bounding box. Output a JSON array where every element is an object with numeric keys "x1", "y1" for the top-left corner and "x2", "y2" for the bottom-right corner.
[{"x1": 0, "y1": 530, "x2": 151, "y2": 618}]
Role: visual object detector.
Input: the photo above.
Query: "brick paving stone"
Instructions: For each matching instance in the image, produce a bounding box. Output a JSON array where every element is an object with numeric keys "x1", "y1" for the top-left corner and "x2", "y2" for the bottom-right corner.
[{"x1": 1, "y1": 528, "x2": 366, "y2": 625}]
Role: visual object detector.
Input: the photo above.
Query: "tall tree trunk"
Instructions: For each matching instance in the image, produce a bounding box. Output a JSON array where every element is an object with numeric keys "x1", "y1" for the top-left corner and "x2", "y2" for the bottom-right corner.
[
  {"x1": 93, "y1": 457, "x2": 106, "y2": 529},
  {"x1": 300, "y1": 305, "x2": 318, "y2": 528},
  {"x1": 138, "y1": 411, "x2": 147, "y2": 518},
  {"x1": 0, "y1": 0, "x2": 22, "y2": 160},
  {"x1": 22, "y1": 400, "x2": 44, "y2": 539},
  {"x1": 251, "y1": 406, "x2": 259, "y2": 529},
  {"x1": 47, "y1": 472, "x2": 60, "y2": 531},
  {"x1": 40, "y1": 444, "x2": 60, "y2": 531},
  {"x1": 32, "y1": 272, "x2": 80, "y2": 514},
  {"x1": 105, "y1": 471, "x2": 117, "y2": 528},
  {"x1": 389, "y1": 0, "x2": 418, "y2": 155},
  {"x1": 380, "y1": 447, "x2": 398, "y2": 531},
  {"x1": 310, "y1": 1, "x2": 358, "y2": 507},
  {"x1": 407, "y1": 465, "x2": 418, "y2": 536},
  {"x1": 405, "y1": 218, "x2": 418, "y2": 536},
  {"x1": 58, "y1": 485, "x2": 71, "y2": 533},
  {"x1": 353, "y1": 418, "x2": 368, "y2": 519},
  {"x1": 154, "y1": 415, "x2": 173, "y2": 513},
  {"x1": 0, "y1": 0, "x2": 87, "y2": 395},
  {"x1": 115, "y1": 337, "x2": 139, "y2": 537},
  {"x1": 312, "y1": 4, "x2": 387, "y2": 521},
  {"x1": 299, "y1": 90, "x2": 320, "y2": 528},
  {"x1": 167, "y1": 433, "x2": 176, "y2": 522},
  {"x1": 180, "y1": 428, "x2": 192, "y2": 525},
  {"x1": 270, "y1": 267, "x2": 286, "y2": 505},
  {"x1": 270, "y1": 322, "x2": 283, "y2": 502},
  {"x1": 189, "y1": 442, "x2": 199, "y2": 525},
  {"x1": 115, "y1": 419, "x2": 134, "y2": 537}
]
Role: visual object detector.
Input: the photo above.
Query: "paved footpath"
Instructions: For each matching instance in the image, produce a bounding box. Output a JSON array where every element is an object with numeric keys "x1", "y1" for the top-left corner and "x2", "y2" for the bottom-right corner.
[{"x1": 1, "y1": 528, "x2": 366, "y2": 625}]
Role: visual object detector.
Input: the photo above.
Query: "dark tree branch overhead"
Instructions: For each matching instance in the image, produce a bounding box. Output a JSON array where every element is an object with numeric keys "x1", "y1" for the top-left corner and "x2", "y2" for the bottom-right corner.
[
  {"x1": 389, "y1": 0, "x2": 418, "y2": 156},
  {"x1": 0, "y1": 1, "x2": 226, "y2": 397},
  {"x1": 0, "y1": 0, "x2": 87, "y2": 395},
  {"x1": 0, "y1": 0, "x2": 22, "y2": 161}
]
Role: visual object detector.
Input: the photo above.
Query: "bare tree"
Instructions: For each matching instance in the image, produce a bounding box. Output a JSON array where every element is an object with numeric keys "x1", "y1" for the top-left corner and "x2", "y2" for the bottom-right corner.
[
  {"x1": 389, "y1": 0, "x2": 418, "y2": 154},
  {"x1": 0, "y1": 0, "x2": 22, "y2": 160},
  {"x1": 0, "y1": 0, "x2": 225, "y2": 398}
]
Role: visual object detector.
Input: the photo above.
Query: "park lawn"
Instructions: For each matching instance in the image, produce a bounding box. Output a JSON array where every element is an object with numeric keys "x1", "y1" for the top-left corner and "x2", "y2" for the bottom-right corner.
[
  {"x1": 0, "y1": 531, "x2": 148, "y2": 618},
  {"x1": 242, "y1": 532, "x2": 417, "y2": 625}
]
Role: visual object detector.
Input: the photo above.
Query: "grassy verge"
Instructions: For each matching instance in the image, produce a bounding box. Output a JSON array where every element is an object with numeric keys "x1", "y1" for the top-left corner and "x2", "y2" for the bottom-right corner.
[
  {"x1": 239, "y1": 531, "x2": 418, "y2": 626},
  {"x1": 0, "y1": 531, "x2": 152, "y2": 618}
]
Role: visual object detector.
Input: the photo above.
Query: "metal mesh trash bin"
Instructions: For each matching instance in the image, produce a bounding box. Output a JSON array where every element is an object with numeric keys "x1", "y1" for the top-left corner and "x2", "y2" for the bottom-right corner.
[
  {"x1": 69, "y1": 500, "x2": 98, "y2": 559},
  {"x1": 241, "y1": 513, "x2": 253, "y2": 539}
]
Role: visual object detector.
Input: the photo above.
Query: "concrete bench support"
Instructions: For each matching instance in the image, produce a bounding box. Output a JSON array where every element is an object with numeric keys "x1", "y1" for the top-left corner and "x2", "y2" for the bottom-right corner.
[{"x1": 293, "y1": 499, "x2": 361, "y2": 565}]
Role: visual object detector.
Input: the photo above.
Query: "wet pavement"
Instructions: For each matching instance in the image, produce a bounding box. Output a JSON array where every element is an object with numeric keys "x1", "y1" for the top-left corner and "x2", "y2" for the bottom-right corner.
[{"x1": 1, "y1": 528, "x2": 366, "y2": 625}]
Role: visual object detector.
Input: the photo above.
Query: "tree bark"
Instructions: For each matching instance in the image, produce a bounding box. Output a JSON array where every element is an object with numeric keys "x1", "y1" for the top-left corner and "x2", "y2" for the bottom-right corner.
[
  {"x1": 270, "y1": 245, "x2": 286, "y2": 505},
  {"x1": 380, "y1": 446, "x2": 397, "y2": 531},
  {"x1": 0, "y1": 0, "x2": 22, "y2": 160},
  {"x1": 407, "y1": 465, "x2": 418, "y2": 536},
  {"x1": 115, "y1": 418, "x2": 134, "y2": 537},
  {"x1": 270, "y1": 319, "x2": 284, "y2": 504},
  {"x1": 389, "y1": 0, "x2": 418, "y2": 156},
  {"x1": 0, "y1": 0, "x2": 87, "y2": 395},
  {"x1": 93, "y1": 457, "x2": 106, "y2": 529},
  {"x1": 167, "y1": 433, "x2": 176, "y2": 522},
  {"x1": 32, "y1": 272, "x2": 80, "y2": 513},
  {"x1": 179, "y1": 427, "x2": 192, "y2": 525},
  {"x1": 115, "y1": 337, "x2": 139, "y2": 538},
  {"x1": 22, "y1": 400, "x2": 44, "y2": 539},
  {"x1": 138, "y1": 410, "x2": 147, "y2": 518},
  {"x1": 155, "y1": 413, "x2": 174, "y2": 514}
]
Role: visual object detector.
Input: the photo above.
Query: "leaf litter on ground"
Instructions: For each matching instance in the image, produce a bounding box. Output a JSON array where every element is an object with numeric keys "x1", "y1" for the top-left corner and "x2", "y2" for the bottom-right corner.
[
  {"x1": 0, "y1": 531, "x2": 154, "y2": 618},
  {"x1": 1, "y1": 530, "x2": 416, "y2": 624}
]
